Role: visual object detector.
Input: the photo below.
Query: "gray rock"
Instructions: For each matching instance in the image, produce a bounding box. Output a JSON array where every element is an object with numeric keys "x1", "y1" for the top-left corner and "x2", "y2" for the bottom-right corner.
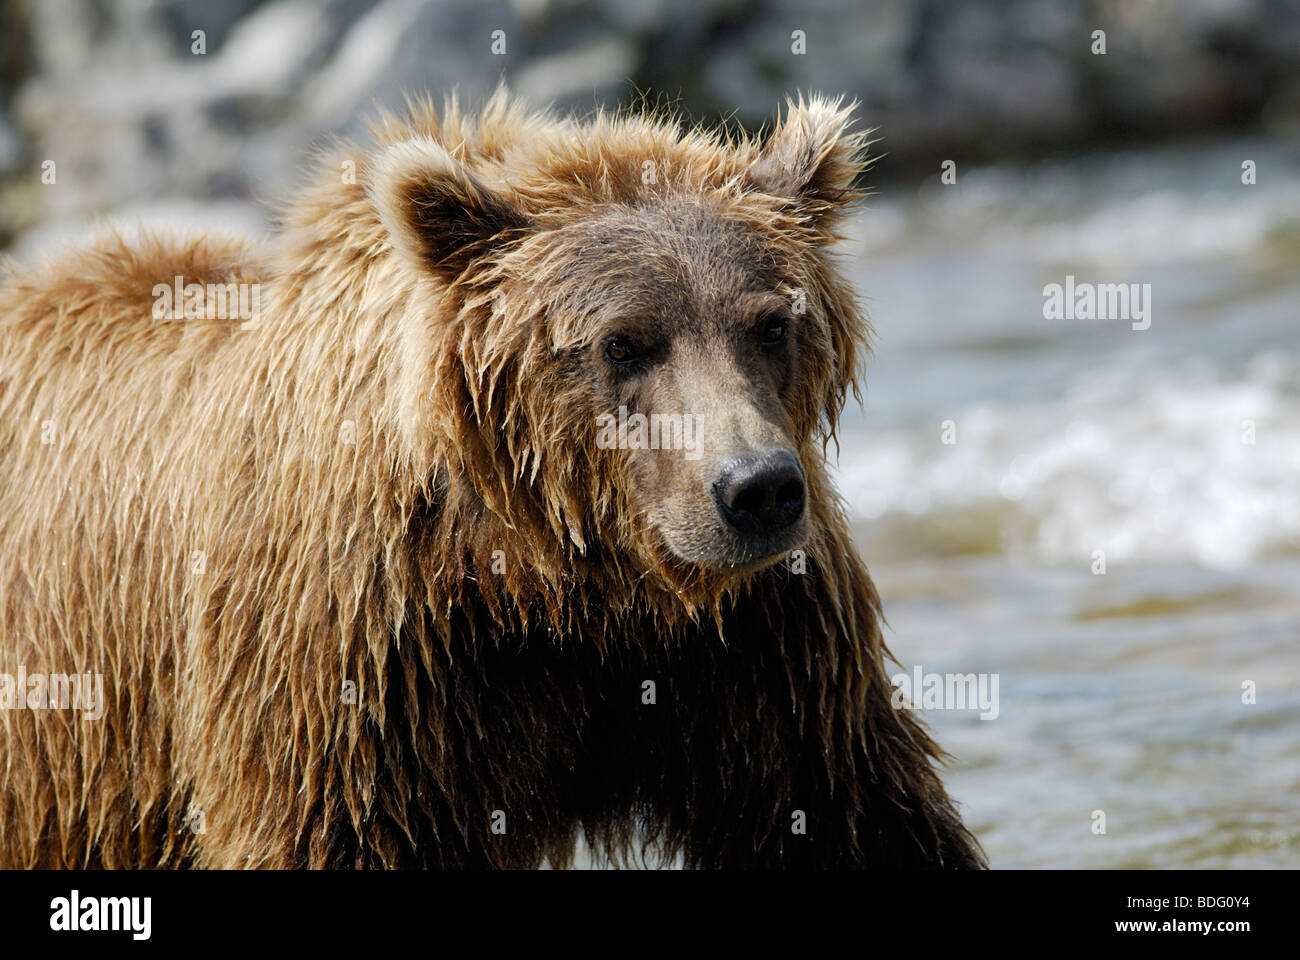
[{"x1": 3, "y1": 0, "x2": 1296, "y2": 257}]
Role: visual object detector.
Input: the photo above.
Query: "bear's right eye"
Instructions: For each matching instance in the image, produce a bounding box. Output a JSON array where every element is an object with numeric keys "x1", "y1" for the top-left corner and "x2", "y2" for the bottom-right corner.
[{"x1": 604, "y1": 337, "x2": 639, "y2": 366}]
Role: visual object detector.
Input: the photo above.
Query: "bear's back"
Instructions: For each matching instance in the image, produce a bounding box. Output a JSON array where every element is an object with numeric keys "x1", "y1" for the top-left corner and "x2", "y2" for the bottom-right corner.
[{"x1": 0, "y1": 229, "x2": 262, "y2": 669}]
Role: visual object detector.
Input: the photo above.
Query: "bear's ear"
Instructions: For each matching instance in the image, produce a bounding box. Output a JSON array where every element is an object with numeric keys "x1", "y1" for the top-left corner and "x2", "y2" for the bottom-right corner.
[
  {"x1": 370, "y1": 138, "x2": 532, "y2": 281},
  {"x1": 746, "y1": 95, "x2": 866, "y2": 231}
]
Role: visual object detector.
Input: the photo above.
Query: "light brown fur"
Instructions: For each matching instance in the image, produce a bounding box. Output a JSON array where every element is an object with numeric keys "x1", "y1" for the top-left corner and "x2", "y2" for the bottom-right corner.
[{"x1": 0, "y1": 90, "x2": 983, "y2": 868}]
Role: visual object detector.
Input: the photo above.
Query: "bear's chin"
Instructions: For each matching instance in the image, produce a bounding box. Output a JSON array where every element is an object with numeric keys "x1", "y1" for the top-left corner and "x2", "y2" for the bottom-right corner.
[{"x1": 655, "y1": 517, "x2": 811, "y2": 575}]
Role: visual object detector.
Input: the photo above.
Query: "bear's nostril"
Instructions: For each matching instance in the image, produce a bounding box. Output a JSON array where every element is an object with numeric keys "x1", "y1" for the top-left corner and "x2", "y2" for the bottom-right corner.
[
  {"x1": 775, "y1": 478, "x2": 804, "y2": 510},
  {"x1": 712, "y1": 450, "x2": 806, "y2": 537},
  {"x1": 730, "y1": 483, "x2": 767, "y2": 518}
]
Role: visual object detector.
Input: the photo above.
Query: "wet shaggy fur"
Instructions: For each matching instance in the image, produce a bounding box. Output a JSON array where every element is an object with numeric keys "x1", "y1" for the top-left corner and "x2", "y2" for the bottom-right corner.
[{"x1": 0, "y1": 91, "x2": 985, "y2": 868}]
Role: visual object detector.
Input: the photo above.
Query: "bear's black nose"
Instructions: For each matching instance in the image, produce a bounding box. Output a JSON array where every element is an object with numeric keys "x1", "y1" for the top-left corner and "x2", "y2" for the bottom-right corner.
[{"x1": 712, "y1": 450, "x2": 806, "y2": 536}]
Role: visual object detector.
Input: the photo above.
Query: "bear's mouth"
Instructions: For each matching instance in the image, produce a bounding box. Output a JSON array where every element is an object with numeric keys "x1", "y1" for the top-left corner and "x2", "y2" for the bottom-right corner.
[
  {"x1": 712, "y1": 520, "x2": 811, "y2": 572},
  {"x1": 652, "y1": 506, "x2": 811, "y2": 574},
  {"x1": 644, "y1": 447, "x2": 811, "y2": 573},
  {"x1": 707, "y1": 449, "x2": 808, "y2": 569}
]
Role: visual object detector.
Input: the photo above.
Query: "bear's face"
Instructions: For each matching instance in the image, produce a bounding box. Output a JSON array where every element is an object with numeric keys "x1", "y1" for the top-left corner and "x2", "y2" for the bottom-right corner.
[
  {"x1": 548, "y1": 200, "x2": 812, "y2": 570},
  {"x1": 371, "y1": 96, "x2": 867, "y2": 577}
]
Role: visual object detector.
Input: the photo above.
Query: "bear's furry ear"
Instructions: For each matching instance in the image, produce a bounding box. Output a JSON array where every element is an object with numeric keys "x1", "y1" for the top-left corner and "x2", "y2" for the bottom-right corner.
[
  {"x1": 370, "y1": 138, "x2": 531, "y2": 281},
  {"x1": 747, "y1": 95, "x2": 866, "y2": 231}
]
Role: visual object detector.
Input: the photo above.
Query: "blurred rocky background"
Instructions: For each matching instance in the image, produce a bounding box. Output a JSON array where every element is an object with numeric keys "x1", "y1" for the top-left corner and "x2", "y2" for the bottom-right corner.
[{"x1": 1, "y1": 0, "x2": 1298, "y2": 254}]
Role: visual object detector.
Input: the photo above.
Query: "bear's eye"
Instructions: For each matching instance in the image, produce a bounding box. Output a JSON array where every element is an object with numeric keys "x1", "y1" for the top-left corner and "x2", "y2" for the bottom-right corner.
[
  {"x1": 604, "y1": 337, "x2": 638, "y2": 366},
  {"x1": 759, "y1": 315, "x2": 789, "y2": 350}
]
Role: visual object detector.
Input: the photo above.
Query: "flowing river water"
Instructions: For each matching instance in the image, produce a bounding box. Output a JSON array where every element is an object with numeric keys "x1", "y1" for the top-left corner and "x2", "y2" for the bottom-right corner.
[{"x1": 835, "y1": 137, "x2": 1300, "y2": 868}]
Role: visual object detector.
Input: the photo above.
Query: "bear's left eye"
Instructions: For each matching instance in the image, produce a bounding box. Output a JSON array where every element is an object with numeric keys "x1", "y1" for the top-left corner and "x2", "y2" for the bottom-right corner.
[
  {"x1": 604, "y1": 337, "x2": 639, "y2": 365},
  {"x1": 759, "y1": 315, "x2": 789, "y2": 350}
]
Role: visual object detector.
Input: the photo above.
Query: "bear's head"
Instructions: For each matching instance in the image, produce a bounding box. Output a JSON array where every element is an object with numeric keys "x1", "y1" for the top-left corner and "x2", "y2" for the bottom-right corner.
[{"x1": 369, "y1": 93, "x2": 868, "y2": 592}]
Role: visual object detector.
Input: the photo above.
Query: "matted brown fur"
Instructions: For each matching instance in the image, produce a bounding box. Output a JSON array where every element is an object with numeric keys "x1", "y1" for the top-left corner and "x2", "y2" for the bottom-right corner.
[{"x1": 0, "y1": 90, "x2": 984, "y2": 868}]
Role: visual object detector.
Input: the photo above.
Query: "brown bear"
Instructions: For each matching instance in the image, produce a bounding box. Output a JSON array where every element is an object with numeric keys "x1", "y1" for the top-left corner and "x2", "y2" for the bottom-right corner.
[{"x1": 0, "y1": 90, "x2": 985, "y2": 869}]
